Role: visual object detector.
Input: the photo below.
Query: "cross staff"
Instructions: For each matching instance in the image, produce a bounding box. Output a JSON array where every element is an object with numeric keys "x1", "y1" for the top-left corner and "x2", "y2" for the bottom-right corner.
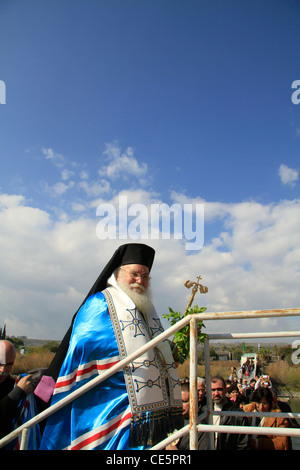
[{"x1": 183, "y1": 275, "x2": 208, "y2": 316}]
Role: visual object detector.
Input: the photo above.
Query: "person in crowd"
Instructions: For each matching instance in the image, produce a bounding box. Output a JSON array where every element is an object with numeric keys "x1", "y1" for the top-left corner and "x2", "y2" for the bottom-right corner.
[
  {"x1": 225, "y1": 379, "x2": 232, "y2": 394},
  {"x1": 244, "y1": 387, "x2": 290, "y2": 450},
  {"x1": 211, "y1": 375, "x2": 249, "y2": 450},
  {"x1": 227, "y1": 383, "x2": 248, "y2": 408},
  {"x1": 228, "y1": 384, "x2": 240, "y2": 403},
  {"x1": 197, "y1": 377, "x2": 206, "y2": 413},
  {"x1": 181, "y1": 380, "x2": 190, "y2": 420},
  {"x1": 168, "y1": 376, "x2": 249, "y2": 450},
  {"x1": 255, "y1": 375, "x2": 272, "y2": 390},
  {"x1": 166, "y1": 380, "x2": 209, "y2": 450},
  {"x1": 271, "y1": 387, "x2": 299, "y2": 449},
  {"x1": 248, "y1": 359, "x2": 254, "y2": 375},
  {"x1": 0, "y1": 340, "x2": 35, "y2": 441},
  {"x1": 229, "y1": 367, "x2": 238, "y2": 382},
  {"x1": 244, "y1": 378, "x2": 256, "y2": 401}
]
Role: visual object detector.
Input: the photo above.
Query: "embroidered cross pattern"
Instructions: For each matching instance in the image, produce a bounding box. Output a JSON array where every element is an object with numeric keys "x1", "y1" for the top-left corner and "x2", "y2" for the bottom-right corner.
[
  {"x1": 134, "y1": 376, "x2": 161, "y2": 393},
  {"x1": 149, "y1": 318, "x2": 164, "y2": 337},
  {"x1": 131, "y1": 357, "x2": 158, "y2": 373},
  {"x1": 120, "y1": 308, "x2": 145, "y2": 337},
  {"x1": 171, "y1": 377, "x2": 182, "y2": 389}
]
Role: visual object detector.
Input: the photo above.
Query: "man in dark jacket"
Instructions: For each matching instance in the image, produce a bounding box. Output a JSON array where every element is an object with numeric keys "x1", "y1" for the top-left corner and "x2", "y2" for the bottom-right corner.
[
  {"x1": 166, "y1": 380, "x2": 209, "y2": 450},
  {"x1": 166, "y1": 376, "x2": 249, "y2": 450},
  {"x1": 211, "y1": 375, "x2": 249, "y2": 450},
  {"x1": 0, "y1": 340, "x2": 34, "y2": 441}
]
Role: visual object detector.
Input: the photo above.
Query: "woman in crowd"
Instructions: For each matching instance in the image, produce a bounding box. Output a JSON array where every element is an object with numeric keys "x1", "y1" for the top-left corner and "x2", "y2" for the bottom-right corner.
[{"x1": 243, "y1": 387, "x2": 290, "y2": 450}]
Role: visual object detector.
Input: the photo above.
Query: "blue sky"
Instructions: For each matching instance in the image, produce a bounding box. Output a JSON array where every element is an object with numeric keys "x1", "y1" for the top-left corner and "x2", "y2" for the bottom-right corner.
[{"x1": 0, "y1": 0, "x2": 300, "y2": 340}]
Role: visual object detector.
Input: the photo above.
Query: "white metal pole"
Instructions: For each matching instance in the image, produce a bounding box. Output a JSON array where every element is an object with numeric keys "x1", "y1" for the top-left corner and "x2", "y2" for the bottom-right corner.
[
  {"x1": 208, "y1": 331, "x2": 300, "y2": 339},
  {"x1": 19, "y1": 427, "x2": 30, "y2": 450},
  {"x1": 196, "y1": 423, "x2": 300, "y2": 438},
  {"x1": 193, "y1": 308, "x2": 300, "y2": 322},
  {"x1": 189, "y1": 317, "x2": 198, "y2": 450},
  {"x1": 204, "y1": 336, "x2": 214, "y2": 450}
]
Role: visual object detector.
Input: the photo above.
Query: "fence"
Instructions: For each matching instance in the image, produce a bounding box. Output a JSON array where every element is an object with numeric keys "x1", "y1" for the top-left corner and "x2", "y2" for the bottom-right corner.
[{"x1": 1, "y1": 308, "x2": 300, "y2": 450}]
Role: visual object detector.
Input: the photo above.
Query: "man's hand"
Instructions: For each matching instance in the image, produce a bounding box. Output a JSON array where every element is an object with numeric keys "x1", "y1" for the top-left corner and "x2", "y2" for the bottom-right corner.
[
  {"x1": 17, "y1": 374, "x2": 35, "y2": 395},
  {"x1": 165, "y1": 444, "x2": 178, "y2": 450}
]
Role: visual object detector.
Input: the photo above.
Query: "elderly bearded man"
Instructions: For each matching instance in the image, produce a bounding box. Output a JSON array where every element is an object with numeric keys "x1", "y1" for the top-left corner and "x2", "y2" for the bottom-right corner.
[
  {"x1": 0, "y1": 340, "x2": 35, "y2": 442},
  {"x1": 40, "y1": 244, "x2": 183, "y2": 450}
]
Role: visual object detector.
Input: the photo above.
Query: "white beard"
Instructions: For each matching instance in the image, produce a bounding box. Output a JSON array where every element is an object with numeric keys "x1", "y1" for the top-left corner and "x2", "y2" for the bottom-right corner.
[{"x1": 116, "y1": 279, "x2": 154, "y2": 317}]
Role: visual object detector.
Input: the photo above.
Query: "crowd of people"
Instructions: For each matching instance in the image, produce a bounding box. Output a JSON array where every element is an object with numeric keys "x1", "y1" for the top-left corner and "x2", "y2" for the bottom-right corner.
[
  {"x1": 166, "y1": 370, "x2": 299, "y2": 451},
  {"x1": 0, "y1": 338, "x2": 299, "y2": 451}
]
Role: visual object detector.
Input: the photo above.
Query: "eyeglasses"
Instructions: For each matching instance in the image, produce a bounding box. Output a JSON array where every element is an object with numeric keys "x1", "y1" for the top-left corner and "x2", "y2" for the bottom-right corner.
[{"x1": 120, "y1": 268, "x2": 151, "y2": 282}]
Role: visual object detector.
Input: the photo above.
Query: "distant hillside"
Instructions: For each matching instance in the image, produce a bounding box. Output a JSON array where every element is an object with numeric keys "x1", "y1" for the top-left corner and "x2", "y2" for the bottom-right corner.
[{"x1": 23, "y1": 338, "x2": 60, "y2": 347}]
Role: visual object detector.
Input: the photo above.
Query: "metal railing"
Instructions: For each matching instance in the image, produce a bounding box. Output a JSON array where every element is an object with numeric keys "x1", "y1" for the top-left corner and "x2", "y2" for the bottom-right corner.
[{"x1": 1, "y1": 308, "x2": 300, "y2": 450}]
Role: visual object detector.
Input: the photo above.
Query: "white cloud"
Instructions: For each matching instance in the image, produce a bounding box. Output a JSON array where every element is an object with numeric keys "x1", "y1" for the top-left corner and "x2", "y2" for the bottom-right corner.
[
  {"x1": 78, "y1": 179, "x2": 111, "y2": 197},
  {"x1": 42, "y1": 147, "x2": 66, "y2": 168},
  {"x1": 0, "y1": 193, "x2": 25, "y2": 209},
  {"x1": 71, "y1": 202, "x2": 87, "y2": 213},
  {"x1": 99, "y1": 142, "x2": 149, "y2": 182},
  {"x1": 278, "y1": 164, "x2": 298, "y2": 187},
  {"x1": 42, "y1": 148, "x2": 55, "y2": 160},
  {"x1": 0, "y1": 190, "x2": 299, "y2": 341},
  {"x1": 61, "y1": 169, "x2": 75, "y2": 181},
  {"x1": 80, "y1": 170, "x2": 89, "y2": 180},
  {"x1": 52, "y1": 181, "x2": 75, "y2": 196},
  {"x1": 39, "y1": 143, "x2": 152, "y2": 212}
]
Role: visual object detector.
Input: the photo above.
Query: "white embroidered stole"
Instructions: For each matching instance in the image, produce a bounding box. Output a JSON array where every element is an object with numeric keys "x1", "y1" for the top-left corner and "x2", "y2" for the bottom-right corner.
[{"x1": 102, "y1": 284, "x2": 182, "y2": 415}]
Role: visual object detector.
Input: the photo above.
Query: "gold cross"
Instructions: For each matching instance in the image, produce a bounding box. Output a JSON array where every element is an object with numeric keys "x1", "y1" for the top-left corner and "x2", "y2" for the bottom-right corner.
[{"x1": 183, "y1": 275, "x2": 208, "y2": 315}]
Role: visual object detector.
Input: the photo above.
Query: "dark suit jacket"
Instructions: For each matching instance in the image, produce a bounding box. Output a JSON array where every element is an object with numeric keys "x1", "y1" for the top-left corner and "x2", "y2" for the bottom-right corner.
[{"x1": 177, "y1": 399, "x2": 249, "y2": 450}]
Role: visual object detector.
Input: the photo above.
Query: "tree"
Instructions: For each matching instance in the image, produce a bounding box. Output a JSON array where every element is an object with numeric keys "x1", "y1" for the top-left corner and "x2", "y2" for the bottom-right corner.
[
  {"x1": 163, "y1": 305, "x2": 207, "y2": 364},
  {"x1": 6, "y1": 336, "x2": 24, "y2": 350}
]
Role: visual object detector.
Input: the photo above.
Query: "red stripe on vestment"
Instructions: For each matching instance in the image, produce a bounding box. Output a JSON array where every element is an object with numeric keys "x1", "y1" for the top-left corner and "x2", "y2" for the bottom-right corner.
[
  {"x1": 70, "y1": 411, "x2": 132, "y2": 450},
  {"x1": 54, "y1": 358, "x2": 119, "y2": 390}
]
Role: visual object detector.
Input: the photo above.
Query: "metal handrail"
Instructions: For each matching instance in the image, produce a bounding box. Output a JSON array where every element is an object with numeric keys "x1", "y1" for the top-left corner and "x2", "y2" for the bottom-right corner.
[{"x1": 1, "y1": 308, "x2": 300, "y2": 450}]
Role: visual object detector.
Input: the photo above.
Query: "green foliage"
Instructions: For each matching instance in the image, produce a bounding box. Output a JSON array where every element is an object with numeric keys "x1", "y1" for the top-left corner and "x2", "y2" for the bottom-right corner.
[
  {"x1": 42, "y1": 341, "x2": 60, "y2": 353},
  {"x1": 277, "y1": 345, "x2": 294, "y2": 365},
  {"x1": 229, "y1": 343, "x2": 256, "y2": 360},
  {"x1": 163, "y1": 305, "x2": 207, "y2": 364},
  {"x1": 26, "y1": 341, "x2": 60, "y2": 355},
  {"x1": 6, "y1": 336, "x2": 24, "y2": 350}
]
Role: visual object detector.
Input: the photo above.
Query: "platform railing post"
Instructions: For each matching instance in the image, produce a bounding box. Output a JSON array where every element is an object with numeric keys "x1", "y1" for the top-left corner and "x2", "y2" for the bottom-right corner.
[
  {"x1": 189, "y1": 317, "x2": 198, "y2": 449},
  {"x1": 20, "y1": 427, "x2": 29, "y2": 450},
  {"x1": 204, "y1": 336, "x2": 214, "y2": 450}
]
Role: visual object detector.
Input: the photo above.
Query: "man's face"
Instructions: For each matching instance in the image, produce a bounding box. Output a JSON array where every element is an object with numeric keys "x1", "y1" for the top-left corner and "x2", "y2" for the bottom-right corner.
[
  {"x1": 116, "y1": 264, "x2": 150, "y2": 294},
  {"x1": 211, "y1": 380, "x2": 226, "y2": 406},
  {"x1": 198, "y1": 383, "x2": 206, "y2": 402},
  {"x1": 181, "y1": 389, "x2": 190, "y2": 418},
  {"x1": 0, "y1": 341, "x2": 16, "y2": 384}
]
